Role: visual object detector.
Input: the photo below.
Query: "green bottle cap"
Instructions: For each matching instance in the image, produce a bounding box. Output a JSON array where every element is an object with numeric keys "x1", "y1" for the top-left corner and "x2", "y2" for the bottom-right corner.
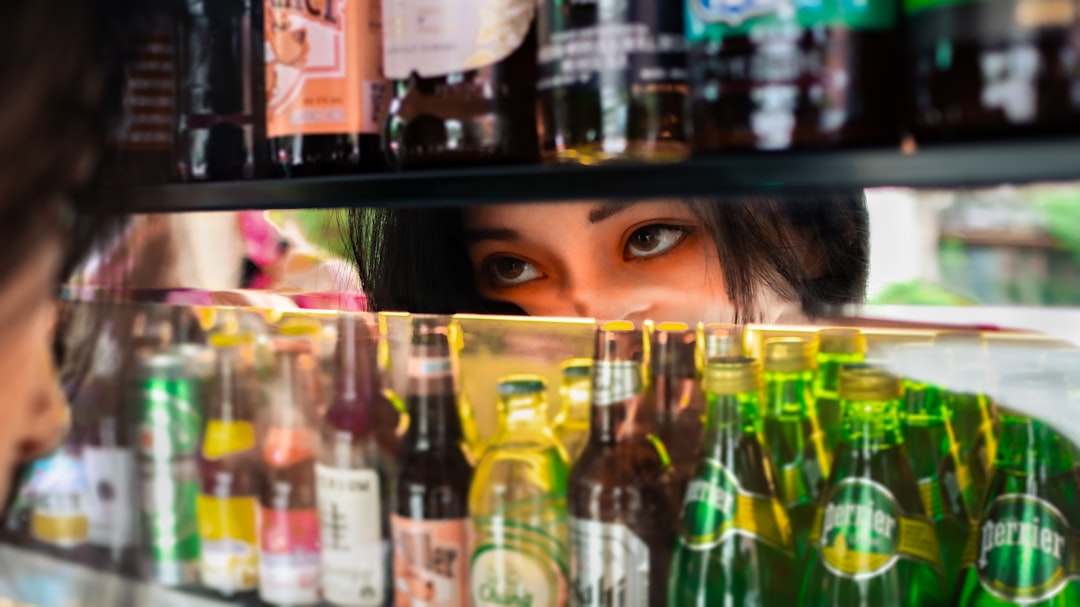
[
  {"x1": 560, "y1": 357, "x2": 593, "y2": 379},
  {"x1": 703, "y1": 358, "x2": 760, "y2": 395},
  {"x1": 498, "y1": 374, "x2": 548, "y2": 396},
  {"x1": 839, "y1": 364, "x2": 901, "y2": 401},
  {"x1": 764, "y1": 337, "x2": 816, "y2": 373}
]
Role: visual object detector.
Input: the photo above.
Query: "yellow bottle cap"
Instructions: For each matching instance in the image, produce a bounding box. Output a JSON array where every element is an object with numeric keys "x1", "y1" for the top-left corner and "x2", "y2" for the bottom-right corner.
[
  {"x1": 764, "y1": 337, "x2": 817, "y2": 373},
  {"x1": 703, "y1": 358, "x2": 761, "y2": 395},
  {"x1": 209, "y1": 332, "x2": 253, "y2": 348},
  {"x1": 819, "y1": 328, "x2": 866, "y2": 355},
  {"x1": 839, "y1": 365, "x2": 901, "y2": 401}
]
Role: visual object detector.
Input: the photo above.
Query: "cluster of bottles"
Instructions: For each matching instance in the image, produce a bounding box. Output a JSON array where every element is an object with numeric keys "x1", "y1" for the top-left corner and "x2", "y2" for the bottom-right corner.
[
  {"x1": 121, "y1": 0, "x2": 1080, "y2": 183},
  {"x1": 8, "y1": 311, "x2": 1080, "y2": 606}
]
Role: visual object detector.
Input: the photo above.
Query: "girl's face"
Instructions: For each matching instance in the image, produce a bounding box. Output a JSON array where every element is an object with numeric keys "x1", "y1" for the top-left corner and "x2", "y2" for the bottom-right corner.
[
  {"x1": 463, "y1": 200, "x2": 741, "y2": 323},
  {"x1": 0, "y1": 236, "x2": 69, "y2": 505}
]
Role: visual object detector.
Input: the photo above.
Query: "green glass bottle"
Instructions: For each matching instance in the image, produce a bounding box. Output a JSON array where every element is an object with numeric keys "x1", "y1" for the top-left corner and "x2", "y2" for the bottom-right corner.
[
  {"x1": 469, "y1": 375, "x2": 570, "y2": 607},
  {"x1": 815, "y1": 329, "x2": 867, "y2": 454},
  {"x1": 944, "y1": 367, "x2": 998, "y2": 508},
  {"x1": 553, "y1": 358, "x2": 593, "y2": 464},
  {"x1": 895, "y1": 343, "x2": 978, "y2": 594},
  {"x1": 668, "y1": 358, "x2": 797, "y2": 606},
  {"x1": 761, "y1": 337, "x2": 831, "y2": 562},
  {"x1": 954, "y1": 372, "x2": 1080, "y2": 606},
  {"x1": 800, "y1": 365, "x2": 946, "y2": 607}
]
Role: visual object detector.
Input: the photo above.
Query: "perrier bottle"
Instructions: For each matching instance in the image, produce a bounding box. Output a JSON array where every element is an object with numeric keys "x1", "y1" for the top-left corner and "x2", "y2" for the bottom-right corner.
[
  {"x1": 469, "y1": 375, "x2": 570, "y2": 607},
  {"x1": 895, "y1": 343, "x2": 977, "y2": 593},
  {"x1": 815, "y1": 329, "x2": 867, "y2": 454},
  {"x1": 800, "y1": 365, "x2": 946, "y2": 606},
  {"x1": 568, "y1": 321, "x2": 675, "y2": 607},
  {"x1": 761, "y1": 337, "x2": 830, "y2": 562},
  {"x1": 668, "y1": 358, "x2": 797, "y2": 606},
  {"x1": 954, "y1": 372, "x2": 1080, "y2": 606}
]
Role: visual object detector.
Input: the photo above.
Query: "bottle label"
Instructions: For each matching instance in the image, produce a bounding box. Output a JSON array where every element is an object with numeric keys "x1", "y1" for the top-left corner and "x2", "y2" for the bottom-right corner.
[
  {"x1": 917, "y1": 477, "x2": 944, "y2": 521},
  {"x1": 537, "y1": 2, "x2": 687, "y2": 93},
  {"x1": 685, "y1": 0, "x2": 895, "y2": 41},
  {"x1": 809, "y1": 478, "x2": 943, "y2": 579},
  {"x1": 259, "y1": 507, "x2": 322, "y2": 604},
  {"x1": 31, "y1": 452, "x2": 90, "y2": 546},
  {"x1": 266, "y1": 0, "x2": 384, "y2": 138},
  {"x1": 316, "y1": 465, "x2": 385, "y2": 605},
  {"x1": 569, "y1": 518, "x2": 649, "y2": 606},
  {"x1": 381, "y1": 0, "x2": 535, "y2": 79},
  {"x1": 960, "y1": 494, "x2": 1079, "y2": 603},
  {"x1": 591, "y1": 361, "x2": 641, "y2": 407},
  {"x1": 198, "y1": 495, "x2": 259, "y2": 593},
  {"x1": 469, "y1": 515, "x2": 569, "y2": 607},
  {"x1": 202, "y1": 420, "x2": 256, "y2": 460},
  {"x1": 83, "y1": 446, "x2": 137, "y2": 548},
  {"x1": 391, "y1": 515, "x2": 468, "y2": 606},
  {"x1": 680, "y1": 458, "x2": 793, "y2": 551}
]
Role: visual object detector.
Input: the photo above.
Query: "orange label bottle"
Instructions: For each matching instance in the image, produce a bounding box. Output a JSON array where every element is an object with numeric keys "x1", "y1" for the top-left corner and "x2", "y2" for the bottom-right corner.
[
  {"x1": 391, "y1": 515, "x2": 468, "y2": 607},
  {"x1": 265, "y1": 0, "x2": 383, "y2": 138}
]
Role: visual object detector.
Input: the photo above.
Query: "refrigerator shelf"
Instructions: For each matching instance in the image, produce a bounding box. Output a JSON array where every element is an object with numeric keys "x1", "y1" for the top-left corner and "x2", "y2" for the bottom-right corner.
[{"x1": 135, "y1": 136, "x2": 1080, "y2": 212}]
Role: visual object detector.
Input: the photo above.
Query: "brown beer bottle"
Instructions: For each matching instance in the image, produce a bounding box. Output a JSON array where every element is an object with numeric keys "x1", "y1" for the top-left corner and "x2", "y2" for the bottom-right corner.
[
  {"x1": 907, "y1": 0, "x2": 1080, "y2": 140},
  {"x1": 264, "y1": 0, "x2": 385, "y2": 176},
  {"x1": 568, "y1": 321, "x2": 676, "y2": 607},
  {"x1": 381, "y1": 0, "x2": 540, "y2": 169},
  {"x1": 686, "y1": 0, "x2": 901, "y2": 150},
  {"x1": 651, "y1": 322, "x2": 704, "y2": 501},
  {"x1": 390, "y1": 317, "x2": 473, "y2": 606}
]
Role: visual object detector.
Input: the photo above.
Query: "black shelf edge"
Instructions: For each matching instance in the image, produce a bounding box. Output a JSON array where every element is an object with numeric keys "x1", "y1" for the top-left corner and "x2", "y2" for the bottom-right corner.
[{"x1": 137, "y1": 138, "x2": 1080, "y2": 212}]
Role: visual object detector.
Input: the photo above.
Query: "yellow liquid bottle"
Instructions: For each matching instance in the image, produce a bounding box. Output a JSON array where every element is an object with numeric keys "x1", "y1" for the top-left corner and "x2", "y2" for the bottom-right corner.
[
  {"x1": 469, "y1": 375, "x2": 571, "y2": 607},
  {"x1": 553, "y1": 358, "x2": 593, "y2": 463}
]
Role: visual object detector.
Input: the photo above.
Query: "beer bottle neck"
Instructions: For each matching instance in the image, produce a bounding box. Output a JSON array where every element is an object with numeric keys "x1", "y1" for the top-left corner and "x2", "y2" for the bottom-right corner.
[
  {"x1": 763, "y1": 369, "x2": 813, "y2": 421},
  {"x1": 701, "y1": 391, "x2": 762, "y2": 454},
  {"x1": 492, "y1": 394, "x2": 552, "y2": 444},
  {"x1": 815, "y1": 352, "x2": 864, "y2": 397},
  {"x1": 404, "y1": 392, "x2": 464, "y2": 450},
  {"x1": 840, "y1": 396, "x2": 904, "y2": 450},
  {"x1": 588, "y1": 360, "x2": 651, "y2": 444},
  {"x1": 556, "y1": 376, "x2": 591, "y2": 423},
  {"x1": 995, "y1": 414, "x2": 1076, "y2": 477}
]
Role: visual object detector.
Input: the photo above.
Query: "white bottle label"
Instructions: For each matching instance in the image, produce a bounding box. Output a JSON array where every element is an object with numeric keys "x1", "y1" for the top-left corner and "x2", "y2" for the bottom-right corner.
[
  {"x1": 83, "y1": 446, "x2": 137, "y2": 548},
  {"x1": 381, "y1": 0, "x2": 535, "y2": 79},
  {"x1": 316, "y1": 464, "x2": 385, "y2": 605},
  {"x1": 569, "y1": 517, "x2": 650, "y2": 607}
]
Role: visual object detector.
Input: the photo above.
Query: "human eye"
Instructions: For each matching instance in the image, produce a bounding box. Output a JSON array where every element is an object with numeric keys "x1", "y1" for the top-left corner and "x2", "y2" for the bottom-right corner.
[
  {"x1": 483, "y1": 256, "x2": 544, "y2": 287},
  {"x1": 624, "y1": 224, "x2": 689, "y2": 260}
]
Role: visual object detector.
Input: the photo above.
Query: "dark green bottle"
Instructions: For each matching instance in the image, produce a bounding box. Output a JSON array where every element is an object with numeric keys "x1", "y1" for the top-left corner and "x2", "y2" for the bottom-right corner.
[
  {"x1": 954, "y1": 372, "x2": 1080, "y2": 606},
  {"x1": 814, "y1": 329, "x2": 867, "y2": 454},
  {"x1": 667, "y1": 358, "x2": 796, "y2": 606},
  {"x1": 895, "y1": 343, "x2": 978, "y2": 594},
  {"x1": 943, "y1": 367, "x2": 998, "y2": 508},
  {"x1": 761, "y1": 337, "x2": 831, "y2": 562},
  {"x1": 800, "y1": 365, "x2": 946, "y2": 606}
]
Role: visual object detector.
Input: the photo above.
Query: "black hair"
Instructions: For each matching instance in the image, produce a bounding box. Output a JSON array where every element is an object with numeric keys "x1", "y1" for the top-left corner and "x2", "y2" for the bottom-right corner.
[{"x1": 347, "y1": 193, "x2": 869, "y2": 322}]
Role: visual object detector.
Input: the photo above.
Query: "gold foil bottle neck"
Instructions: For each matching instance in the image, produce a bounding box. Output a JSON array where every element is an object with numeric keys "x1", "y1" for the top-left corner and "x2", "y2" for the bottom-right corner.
[
  {"x1": 818, "y1": 328, "x2": 866, "y2": 355},
  {"x1": 763, "y1": 337, "x2": 816, "y2": 373},
  {"x1": 703, "y1": 358, "x2": 761, "y2": 395},
  {"x1": 839, "y1": 364, "x2": 901, "y2": 401}
]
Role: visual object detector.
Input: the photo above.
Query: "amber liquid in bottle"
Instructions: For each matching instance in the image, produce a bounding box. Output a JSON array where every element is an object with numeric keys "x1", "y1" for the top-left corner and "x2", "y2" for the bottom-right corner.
[
  {"x1": 568, "y1": 323, "x2": 676, "y2": 607},
  {"x1": 390, "y1": 318, "x2": 473, "y2": 606}
]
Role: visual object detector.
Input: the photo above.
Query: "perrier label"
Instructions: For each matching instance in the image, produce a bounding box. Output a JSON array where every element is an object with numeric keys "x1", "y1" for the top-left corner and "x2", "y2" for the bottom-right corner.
[
  {"x1": 955, "y1": 372, "x2": 1080, "y2": 606},
  {"x1": 668, "y1": 358, "x2": 797, "y2": 606},
  {"x1": 799, "y1": 365, "x2": 946, "y2": 606}
]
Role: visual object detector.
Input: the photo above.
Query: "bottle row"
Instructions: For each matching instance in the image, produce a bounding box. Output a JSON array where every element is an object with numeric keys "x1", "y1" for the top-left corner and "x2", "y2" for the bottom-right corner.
[
  {"x1": 116, "y1": 0, "x2": 1080, "y2": 183},
  {"x1": 8, "y1": 302, "x2": 1080, "y2": 606}
]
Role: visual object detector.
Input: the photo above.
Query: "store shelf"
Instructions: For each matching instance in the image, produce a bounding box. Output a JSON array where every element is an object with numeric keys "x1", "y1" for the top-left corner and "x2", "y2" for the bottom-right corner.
[{"x1": 139, "y1": 137, "x2": 1080, "y2": 212}]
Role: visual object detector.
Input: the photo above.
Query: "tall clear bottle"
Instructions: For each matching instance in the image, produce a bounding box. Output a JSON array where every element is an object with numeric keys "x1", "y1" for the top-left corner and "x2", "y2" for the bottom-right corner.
[
  {"x1": 668, "y1": 358, "x2": 797, "y2": 606},
  {"x1": 390, "y1": 317, "x2": 472, "y2": 606},
  {"x1": 814, "y1": 329, "x2": 867, "y2": 453},
  {"x1": 469, "y1": 375, "x2": 570, "y2": 607},
  {"x1": 553, "y1": 358, "x2": 592, "y2": 464},
  {"x1": 318, "y1": 314, "x2": 394, "y2": 606},
  {"x1": 895, "y1": 343, "x2": 977, "y2": 594},
  {"x1": 259, "y1": 333, "x2": 323, "y2": 606},
  {"x1": 761, "y1": 337, "x2": 830, "y2": 562},
  {"x1": 800, "y1": 365, "x2": 946, "y2": 606},
  {"x1": 651, "y1": 322, "x2": 704, "y2": 501},
  {"x1": 954, "y1": 372, "x2": 1080, "y2": 606},
  {"x1": 197, "y1": 334, "x2": 261, "y2": 598},
  {"x1": 568, "y1": 322, "x2": 675, "y2": 607}
]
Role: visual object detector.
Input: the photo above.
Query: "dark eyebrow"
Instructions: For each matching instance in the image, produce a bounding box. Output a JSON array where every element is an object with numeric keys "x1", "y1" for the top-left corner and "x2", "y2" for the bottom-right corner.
[
  {"x1": 464, "y1": 227, "x2": 521, "y2": 245},
  {"x1": 588, "y1": 201, "x2": 638, "y2": 224}
]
